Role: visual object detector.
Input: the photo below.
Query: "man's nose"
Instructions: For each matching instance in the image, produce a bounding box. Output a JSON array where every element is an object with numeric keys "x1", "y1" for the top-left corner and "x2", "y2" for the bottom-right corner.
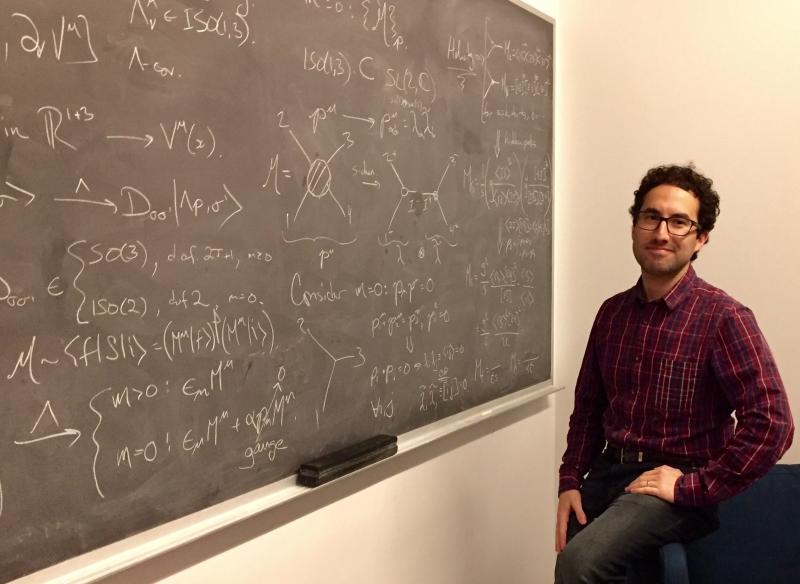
[{"x1": 653, "y1": 219, "x2": 671, "y2": 239}]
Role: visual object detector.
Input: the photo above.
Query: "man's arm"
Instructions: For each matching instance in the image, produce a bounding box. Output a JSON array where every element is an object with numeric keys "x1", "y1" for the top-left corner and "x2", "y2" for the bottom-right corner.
[
  {"x1": 558, "y1": 311, "x2": 609, "y2": 495},
  {"x1": 673, "y1": 306, "x2": 794, "y2": 506},
  {"x1": 555, "y1": 306, "x2": 611, "y2": 551}
]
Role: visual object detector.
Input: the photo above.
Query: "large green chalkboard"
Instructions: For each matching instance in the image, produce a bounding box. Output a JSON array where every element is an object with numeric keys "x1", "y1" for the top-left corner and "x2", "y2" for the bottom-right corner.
[{"x1": 0, "y1": 0, "x2": 552, "y2": 579}]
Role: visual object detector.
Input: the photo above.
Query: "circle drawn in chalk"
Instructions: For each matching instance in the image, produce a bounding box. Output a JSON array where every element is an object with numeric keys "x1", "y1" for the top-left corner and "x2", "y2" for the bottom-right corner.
[{"x1": 306, "y1": 159, "x2": 333, "y2": 199}]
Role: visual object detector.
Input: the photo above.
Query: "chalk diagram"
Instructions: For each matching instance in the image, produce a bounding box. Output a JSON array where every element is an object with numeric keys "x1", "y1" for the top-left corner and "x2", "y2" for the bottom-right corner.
[
  {"x1": 445, "y1": 17, "x2": 511, "y2": 121},
  {"x1": 279, "y1": 116, "x2": 358, "y2": 247},
  {"x1": 298, "y1": 319, "x2": 365, "y2": 428},
  {"x1": 378, "y1": 153, "x2": 459, "y2": 264},
  {"x1": 14, "y1": 401, "x2": 82, "y2": 447},
  {"x1": 480, "y1": 17, "x2": 508, "y2": 124},
  {"x1": 0, "y1": 180, "x2": 37, "y2": 208}
]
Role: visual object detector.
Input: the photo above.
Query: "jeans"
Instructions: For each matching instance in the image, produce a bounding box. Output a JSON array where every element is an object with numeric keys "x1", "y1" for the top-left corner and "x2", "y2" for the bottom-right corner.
[{"x1": 554, "y1": 455, "x2": 719, "y2": 584}]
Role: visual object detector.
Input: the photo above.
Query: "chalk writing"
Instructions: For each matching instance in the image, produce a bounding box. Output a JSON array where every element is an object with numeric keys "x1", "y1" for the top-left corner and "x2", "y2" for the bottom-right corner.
[
  {"x1": 129, "y1": 0, "x2": 252, "y2": 48},
  {"x1": 13, "y1": 401, "x2": 82, "y2": 447},
  {"x1": 10, "y1": 12, "x2": 98, "y2": 64}
]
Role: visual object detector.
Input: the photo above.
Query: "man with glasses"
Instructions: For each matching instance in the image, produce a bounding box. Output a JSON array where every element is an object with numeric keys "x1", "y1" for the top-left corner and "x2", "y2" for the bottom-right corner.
[{"x1": 554, "y1": 164, "x2": 793, "y2": 583}]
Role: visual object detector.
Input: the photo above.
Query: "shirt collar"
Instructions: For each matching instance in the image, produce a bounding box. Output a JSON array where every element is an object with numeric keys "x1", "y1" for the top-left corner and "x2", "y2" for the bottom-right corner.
[{"x1": 632, "y1": 265, "x2": 698, "y2": 310}]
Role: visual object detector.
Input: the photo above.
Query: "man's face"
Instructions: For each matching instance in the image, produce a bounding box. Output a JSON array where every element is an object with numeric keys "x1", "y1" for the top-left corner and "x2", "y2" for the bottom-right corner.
[{"x1": 631, "y1": 184, "x2": 708, "y2": 279}]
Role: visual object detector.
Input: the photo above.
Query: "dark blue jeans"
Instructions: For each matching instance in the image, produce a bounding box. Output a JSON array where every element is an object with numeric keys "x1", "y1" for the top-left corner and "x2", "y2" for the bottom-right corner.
[{"x1": 555, "y1": 456, "x2": 719, "y2": 584}]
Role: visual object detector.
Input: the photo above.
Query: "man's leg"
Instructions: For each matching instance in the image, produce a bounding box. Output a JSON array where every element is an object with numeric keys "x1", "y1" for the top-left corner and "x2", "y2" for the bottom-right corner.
[{"x1": 555, "y1": 491, "x2": 717, "y2": 584}]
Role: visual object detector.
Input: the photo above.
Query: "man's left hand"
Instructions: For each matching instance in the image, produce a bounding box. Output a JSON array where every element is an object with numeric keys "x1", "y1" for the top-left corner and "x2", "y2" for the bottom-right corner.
[{"x1": 625, "y1": 465, "x2": 683, "y2": 502}]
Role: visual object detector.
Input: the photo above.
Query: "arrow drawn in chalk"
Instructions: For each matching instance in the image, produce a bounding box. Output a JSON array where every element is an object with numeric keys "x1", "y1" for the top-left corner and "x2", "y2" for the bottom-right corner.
[
  {"x1": 0, "y1": 181, "x2": 37, "y2": 207},
  {"x1": 106, "y1": 134, "x2": 155, "y2": 147},
  {"x1": 53, "y1": 178, "x2": 119, "y2": 214},
  {"x1": 53, "y1": 197, "x2": 118, "y2": 213},
  {"x1": 14, "y1": 401, "x2": 82, "y2": 447},
  {"x1": 14, "y1": 428, "x2": 82, "y2": 447},
  {"x1": 341, "y1": 114, "x2": 376, "y2": 128}
]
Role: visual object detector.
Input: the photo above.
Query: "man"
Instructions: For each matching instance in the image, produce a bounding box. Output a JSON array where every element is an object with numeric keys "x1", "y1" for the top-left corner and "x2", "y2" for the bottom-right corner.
[{"x1": 554, "y1": 164, "x2": 794, "y2": 583}]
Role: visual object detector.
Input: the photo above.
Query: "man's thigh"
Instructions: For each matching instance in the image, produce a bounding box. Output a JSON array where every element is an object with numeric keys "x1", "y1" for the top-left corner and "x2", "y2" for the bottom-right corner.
[
  {"x1": 556, "y1": 493, "x2": 717, "y2": 584},
  {"x1": 565, "y1": 458, "x2": 648, "y2": 541},
  {"x1": 578, "y1": 492, "x2": 716, "y2": 555}
]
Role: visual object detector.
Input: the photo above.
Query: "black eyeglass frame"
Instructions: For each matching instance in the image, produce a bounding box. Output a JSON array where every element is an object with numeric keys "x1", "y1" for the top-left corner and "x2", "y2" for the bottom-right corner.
[{"x1": 635, "y1": 211, "x2": 700, "y2": 237}]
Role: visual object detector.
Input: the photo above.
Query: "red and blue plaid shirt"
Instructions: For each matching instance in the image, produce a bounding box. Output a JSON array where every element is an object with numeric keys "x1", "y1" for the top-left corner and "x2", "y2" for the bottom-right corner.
[{"x1": 559, "y1": 266, "x2": 794, "y2": 506}]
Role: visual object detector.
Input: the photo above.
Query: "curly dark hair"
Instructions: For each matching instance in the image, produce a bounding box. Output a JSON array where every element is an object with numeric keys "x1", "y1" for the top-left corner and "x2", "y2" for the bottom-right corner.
[{"x1": 629, "y1": 163, "x2": 720, "y2": 261}]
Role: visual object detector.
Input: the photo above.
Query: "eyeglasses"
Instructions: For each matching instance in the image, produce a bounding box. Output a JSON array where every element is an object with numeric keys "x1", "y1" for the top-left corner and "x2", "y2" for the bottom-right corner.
[{"x1": 635, "y1": 211, "x2": 699, "y2": 236}]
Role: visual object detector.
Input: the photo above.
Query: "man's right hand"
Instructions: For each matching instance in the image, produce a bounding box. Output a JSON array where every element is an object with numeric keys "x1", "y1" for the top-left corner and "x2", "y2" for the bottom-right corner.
[{"x1": 555, "y1": 489, "x2": 587, "y2": 553}]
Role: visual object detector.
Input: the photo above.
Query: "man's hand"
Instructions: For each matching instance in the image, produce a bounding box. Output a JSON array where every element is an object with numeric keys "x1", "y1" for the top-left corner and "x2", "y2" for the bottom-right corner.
[
  {"x1": 625, "y1": 465, "x2": 683, "y2": 502},
  {"x1": 555, "y1": 489, "x2": 586, "y2": 553}
]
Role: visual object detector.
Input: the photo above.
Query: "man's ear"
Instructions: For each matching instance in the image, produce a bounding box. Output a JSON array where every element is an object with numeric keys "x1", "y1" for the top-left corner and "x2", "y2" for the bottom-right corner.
[{"x1": 695, "y1": 231, "x2": 709, "y2": 252}]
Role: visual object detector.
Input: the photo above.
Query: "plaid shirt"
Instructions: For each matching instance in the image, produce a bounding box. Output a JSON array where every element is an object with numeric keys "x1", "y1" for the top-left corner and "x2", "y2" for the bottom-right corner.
[{"x1": 559, "y1": 266, "x2": 794, "y2": 506}]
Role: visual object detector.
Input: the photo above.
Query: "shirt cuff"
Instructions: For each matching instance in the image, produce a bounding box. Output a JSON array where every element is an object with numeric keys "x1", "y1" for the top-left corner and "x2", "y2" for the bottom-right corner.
[
  {"x1": 559, "y1": 475, "x2": 581, "y2": 495},
  {"x1": 673, "y1": 471, "x2": 707, "y2": 506}
]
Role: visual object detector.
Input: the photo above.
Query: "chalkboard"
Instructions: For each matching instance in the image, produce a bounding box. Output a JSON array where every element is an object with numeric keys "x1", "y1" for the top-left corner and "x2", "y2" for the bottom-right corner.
[{"x1": 0, "y1": 1, "x2": 552, "y2": 580}]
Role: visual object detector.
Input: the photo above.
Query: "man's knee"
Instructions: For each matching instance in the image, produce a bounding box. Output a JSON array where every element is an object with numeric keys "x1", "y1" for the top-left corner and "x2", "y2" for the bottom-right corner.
[{"x1": 555, "y1": 539, "x2": 611, "y2": 584}]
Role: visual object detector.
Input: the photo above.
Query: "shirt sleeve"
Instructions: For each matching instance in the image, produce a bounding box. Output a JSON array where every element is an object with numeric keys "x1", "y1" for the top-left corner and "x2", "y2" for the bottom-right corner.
[
  {"x1": 673, "y1": 306, "x2": 794, "y2": 506},
  {"x1": 558, "y1": 307, "x2": 609, "y2": 494}
]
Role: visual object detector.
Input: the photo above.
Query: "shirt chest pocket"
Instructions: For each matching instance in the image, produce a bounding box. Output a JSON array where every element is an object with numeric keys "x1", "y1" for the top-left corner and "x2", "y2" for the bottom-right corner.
[{"x1": 654, "y1": 358, "x2": 699, "y2": 412}]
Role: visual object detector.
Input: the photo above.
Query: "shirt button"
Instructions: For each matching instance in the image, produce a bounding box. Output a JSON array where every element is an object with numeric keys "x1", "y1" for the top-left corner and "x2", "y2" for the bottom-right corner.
[{"x1": 634, "y1": 355, "x2": 641, "y2": 362}]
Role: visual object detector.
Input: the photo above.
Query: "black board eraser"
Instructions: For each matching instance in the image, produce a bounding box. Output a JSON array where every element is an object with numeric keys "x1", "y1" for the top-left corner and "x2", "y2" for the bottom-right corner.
[{"x1": 297, "y1": 434, "x2": 398, "y2": 487}]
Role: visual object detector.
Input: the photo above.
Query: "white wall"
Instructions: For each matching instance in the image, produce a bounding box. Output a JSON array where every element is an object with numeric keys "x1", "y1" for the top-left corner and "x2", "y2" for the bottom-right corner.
[{"x1": 555, "y1": 0, "x2": 800, "y2": 472}]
